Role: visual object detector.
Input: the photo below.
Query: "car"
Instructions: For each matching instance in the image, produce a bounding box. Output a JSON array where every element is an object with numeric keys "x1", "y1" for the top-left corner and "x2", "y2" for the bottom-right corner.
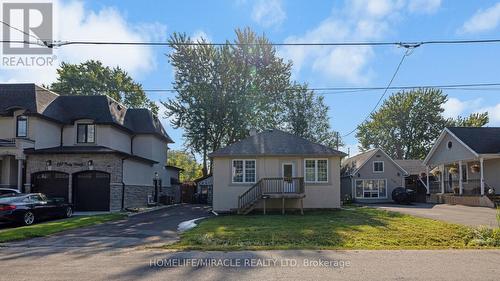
[
  {"x1": 0, "y1": 193, "x2": 73, "y2": 226},
  {"x1": 0, "y1": 188, "x2": 21, "y2": 197}
]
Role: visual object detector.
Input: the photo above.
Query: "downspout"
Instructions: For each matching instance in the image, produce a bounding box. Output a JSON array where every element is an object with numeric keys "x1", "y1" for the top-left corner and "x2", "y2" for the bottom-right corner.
[
  {"x1": 121, "y1": 158, "x2": 126, "y2": 210},
  {"x1": 59, "y1": 125, "x2": 64, "y2": 147}
]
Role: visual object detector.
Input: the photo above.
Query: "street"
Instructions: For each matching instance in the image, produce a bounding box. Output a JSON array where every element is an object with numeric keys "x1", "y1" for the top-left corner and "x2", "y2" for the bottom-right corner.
[{"x1": 0, "y1": 248, "x2": 499, "y2": 281}]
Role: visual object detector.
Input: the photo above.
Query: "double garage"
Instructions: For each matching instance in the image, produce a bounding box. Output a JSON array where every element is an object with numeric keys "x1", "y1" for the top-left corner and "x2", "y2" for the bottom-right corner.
[{"x1": 31, "y1": 170, "x2": 111, "y2": 211}]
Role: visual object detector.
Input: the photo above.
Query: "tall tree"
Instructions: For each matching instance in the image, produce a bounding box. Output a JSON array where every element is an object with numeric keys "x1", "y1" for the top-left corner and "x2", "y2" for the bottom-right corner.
[
  {"x1": 163, "y1": 28, "x2": 340, "y2": 174},
  {"x1": 356, "y1": 89, "x2": 488, "y2": 159},
  {"x1": 167, "y1": 150, "x2": 203, "y2": 182},
  {"x1": 50, "y1": 60, "x2": 158, "y2": 115}
]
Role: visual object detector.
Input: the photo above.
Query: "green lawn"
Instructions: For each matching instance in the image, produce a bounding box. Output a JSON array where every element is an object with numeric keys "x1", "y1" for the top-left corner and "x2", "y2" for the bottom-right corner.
[
  {"x1": 168, "y1": 207, "x2": 499, "y2": 250},
  {"x1": 0, "y1": 213, "x2": 126, "y2": 243}
]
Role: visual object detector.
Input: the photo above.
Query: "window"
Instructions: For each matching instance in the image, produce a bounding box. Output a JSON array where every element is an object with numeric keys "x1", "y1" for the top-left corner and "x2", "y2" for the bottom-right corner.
[
  {"x1": 461, "y1": 163, "x2": 468, "y2": 183},
  {"x1": 373, "y1": 161, "x2": 384, "y2": 173},
  {"x1": 77, "y1": 124, "x2": 95, "y2": 143},
  {"x1": 355, "y1": 179, "x2": 387, "y2": 199},
  {"x1": 16, "y1": 115, "x2": 27, "y2": 137},
  {"x1": 232, "y1": 160, "x2": 256, "y2": 183},
  {"x1": 304, "y1": 159, "x2": 328, "y2": 183}
]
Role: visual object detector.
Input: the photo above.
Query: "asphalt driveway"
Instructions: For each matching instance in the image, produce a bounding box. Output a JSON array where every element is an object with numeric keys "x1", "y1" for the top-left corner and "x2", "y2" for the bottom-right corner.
[
  {"x1": 2, "y1": 204, "x2": 212, "y2": 248},
  {"x1": 368, "y1": 203, "x2": 498, "y2": 228}
]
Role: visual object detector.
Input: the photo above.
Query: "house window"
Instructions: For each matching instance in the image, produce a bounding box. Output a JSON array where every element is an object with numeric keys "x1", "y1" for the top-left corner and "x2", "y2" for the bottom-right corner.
[
  {"x1": 373, "y1": 161, "x2": 384, "y2": 173},
  {"x1": 16, "y1": 115, "x2": 27, "y2": 137},
  {"x1": 304, "y1": 159, "x2": 328, "y2": 183},
  {"x1": 232, "y1": 160, "x2": 256, "y2": 183},
  {"x1": 77, "y1": 124, "x2": 95, "y2": 143},
  {"x1": 447, "y1": 141, "x2": 453, "y2": 149},
  {"x1": 355, "y1": 179, "x2": 387, "y2": 199}
]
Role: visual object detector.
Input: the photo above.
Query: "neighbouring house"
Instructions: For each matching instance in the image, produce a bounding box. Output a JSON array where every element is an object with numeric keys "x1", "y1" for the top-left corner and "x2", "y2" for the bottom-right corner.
[
  {"x1": 423, "y1": 127, "x2": 500, "y2": 207},
  {"x1": 209, "y1": 129, "x2": 346, "y2": 214},
  {"x1": 341, "y1": 148, "x2": 408, "y2": 203},
  {"x1": 0, "y1": 83, "x2": 174, "y2": 211},
  {"x1": 194, "y1": 174, "x2": 213, "y2": 204}
]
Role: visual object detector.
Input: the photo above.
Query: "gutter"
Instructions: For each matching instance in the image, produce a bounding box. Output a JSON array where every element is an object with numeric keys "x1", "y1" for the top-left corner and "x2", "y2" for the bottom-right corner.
[{"x1": 121, "y1": 157, "x2": 126, "y2": 210}]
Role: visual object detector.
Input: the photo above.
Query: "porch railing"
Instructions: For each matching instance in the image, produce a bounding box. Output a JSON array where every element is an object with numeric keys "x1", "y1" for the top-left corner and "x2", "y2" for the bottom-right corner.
[{"x1": 237, "y1": 177, "x2": 305, "y2": 213}]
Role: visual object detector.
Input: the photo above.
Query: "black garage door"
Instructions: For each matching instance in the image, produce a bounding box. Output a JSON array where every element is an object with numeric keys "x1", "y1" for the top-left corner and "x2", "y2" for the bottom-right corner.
[
  {"x1": 32, "y1": 171, "x2": 69, "y2": 202},
  {"x1": 73, "y1": 171, "x2": 110, "y2": 211}
]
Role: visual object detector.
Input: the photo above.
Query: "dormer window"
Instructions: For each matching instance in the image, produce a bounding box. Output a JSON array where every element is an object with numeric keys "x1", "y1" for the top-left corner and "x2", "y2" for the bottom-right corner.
[
  {"x1": 77, "y1": 124, "x2": 95, "y2": 143},
  {"x1": 16, "y1": 115, "x2": 27, "y2": 137}
]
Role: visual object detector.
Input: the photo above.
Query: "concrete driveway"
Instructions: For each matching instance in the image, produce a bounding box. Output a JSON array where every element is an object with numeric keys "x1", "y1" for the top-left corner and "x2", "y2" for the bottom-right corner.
[
  {"x1": 368, "y1": 203, "x2": 498, "y2": 228},
  {"x1": 2, "y1": 204, "x2": 212, "y2": 249}
]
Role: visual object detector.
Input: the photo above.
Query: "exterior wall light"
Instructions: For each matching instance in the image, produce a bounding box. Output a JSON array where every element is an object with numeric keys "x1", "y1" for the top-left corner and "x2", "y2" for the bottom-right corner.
[{"x1": 87, "y1": 160, "x2": 94, "y2": 170}]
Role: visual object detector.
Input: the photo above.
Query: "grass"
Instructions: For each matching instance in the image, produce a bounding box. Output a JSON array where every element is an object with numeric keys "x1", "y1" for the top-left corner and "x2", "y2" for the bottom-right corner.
[
  {"x1": 0, "y1": 213, "x2": 126, "y2": 243},
  {"x1": 167, "y1": 207, "x2": 499, "y2": 251}
]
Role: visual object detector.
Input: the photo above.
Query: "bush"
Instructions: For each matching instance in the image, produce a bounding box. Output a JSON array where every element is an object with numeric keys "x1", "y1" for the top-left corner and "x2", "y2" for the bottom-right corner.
[{"x1": 467, "y1": 226, "x2": 500, "y2": 247}]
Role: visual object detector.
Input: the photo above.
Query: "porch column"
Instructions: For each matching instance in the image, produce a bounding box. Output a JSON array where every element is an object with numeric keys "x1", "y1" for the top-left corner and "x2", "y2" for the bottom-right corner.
[
  {"x1": 480, "y1": 158, "x2": 484, "y2": 196},
  {"x1": 458, "y1": 161, "x2": 463, "y2": 195},
  {"x1": 17, "y1": 159, "x2": 23, "y2": 191},
  {"x1": 440, "y1": 164, "x2": 445, "y2": 194},
  {"x1": 426, "y1": 166, "x2": 430, "y2": 195}
]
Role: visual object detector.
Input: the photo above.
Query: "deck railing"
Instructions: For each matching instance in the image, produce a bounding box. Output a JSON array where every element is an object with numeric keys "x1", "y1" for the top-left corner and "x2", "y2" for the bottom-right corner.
[{"x1": 238, "y1": 177, "x2": 304, "y2": 212}]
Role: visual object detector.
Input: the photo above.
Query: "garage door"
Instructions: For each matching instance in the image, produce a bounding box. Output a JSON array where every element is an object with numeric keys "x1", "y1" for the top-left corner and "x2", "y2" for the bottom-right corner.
[
  {"x1": 73, "y1": 171, "x2": 110, "y2": 211},
  {"x1": 32, "y1": 171, "x2": 69, "y2": 202}
]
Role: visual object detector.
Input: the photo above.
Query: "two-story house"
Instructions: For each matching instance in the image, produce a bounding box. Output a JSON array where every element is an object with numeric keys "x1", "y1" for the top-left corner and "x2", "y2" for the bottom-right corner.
[{"x1": 0, "y1": 83, "x2": 174, "y2": 211}]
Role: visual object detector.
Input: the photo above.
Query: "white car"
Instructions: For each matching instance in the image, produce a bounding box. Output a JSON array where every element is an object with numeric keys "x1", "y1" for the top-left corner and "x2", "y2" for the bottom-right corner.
[{"x1": 0, "y1": 188, "x2": 21, "y2": 197}]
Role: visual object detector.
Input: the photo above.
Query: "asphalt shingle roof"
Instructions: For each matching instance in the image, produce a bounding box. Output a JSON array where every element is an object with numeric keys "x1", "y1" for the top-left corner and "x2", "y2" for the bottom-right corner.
[
  {"x1": 209, "y1": 129, "x2": 346, "y2": 157},
  {"x1": 0, "y1": 83, "x2": 173, "y2": 143},
  {"x1": 447, "y1": 127, "x2": 500, "y2": 154},
  {"x1": 341, "y1": 149, "x2": 378, "y2": 176},
  {"x1": 394, "y1": 159, "x2": 425, "y2": 175}
]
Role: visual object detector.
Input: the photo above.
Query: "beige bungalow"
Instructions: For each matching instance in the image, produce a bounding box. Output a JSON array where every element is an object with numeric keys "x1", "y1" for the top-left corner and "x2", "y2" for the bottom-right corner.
[
  {"x1": 209, "y1": 129, "x2": 347, "y2": 214},
  {"x1": 423, "y1": 127, "x2": 500, "y2": 207}
]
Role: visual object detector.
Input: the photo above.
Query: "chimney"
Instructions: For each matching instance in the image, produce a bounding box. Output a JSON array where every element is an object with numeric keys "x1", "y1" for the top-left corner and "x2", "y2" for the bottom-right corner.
[{"x1": 249, "y1": 128, "x2": 258, "y2": 136}]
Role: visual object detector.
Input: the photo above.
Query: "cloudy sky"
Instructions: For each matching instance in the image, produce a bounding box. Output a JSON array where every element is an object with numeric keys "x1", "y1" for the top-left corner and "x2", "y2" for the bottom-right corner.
[{"x1": 1, "y1": 0, "x2": 500, "y2": 154}]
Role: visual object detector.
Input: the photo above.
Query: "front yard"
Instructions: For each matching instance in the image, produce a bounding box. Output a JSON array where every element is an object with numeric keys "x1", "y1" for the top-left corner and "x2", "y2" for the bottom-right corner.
[
  {"x1": 168, "y1": 207, "x2": 500, "y2": 250},
  {"x1": 0, "y1": 213, "x2": 126, "y2": 243}
]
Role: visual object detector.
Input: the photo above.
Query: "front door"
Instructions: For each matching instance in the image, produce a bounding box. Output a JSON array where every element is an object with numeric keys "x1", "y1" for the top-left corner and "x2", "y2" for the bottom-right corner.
[{"x1": 282, "y1": 163, "x2": 296, "y2": 193}]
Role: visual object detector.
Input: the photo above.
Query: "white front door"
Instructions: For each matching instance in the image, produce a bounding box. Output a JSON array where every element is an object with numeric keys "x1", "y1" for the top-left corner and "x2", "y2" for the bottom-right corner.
[{"x1": 282, "y1": 163, "x2": 296, "y2": 193}]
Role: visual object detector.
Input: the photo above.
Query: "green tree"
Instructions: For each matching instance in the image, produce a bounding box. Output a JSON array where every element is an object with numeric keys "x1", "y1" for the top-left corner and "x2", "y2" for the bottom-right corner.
[
  {"x1": 163, "y1": 28, "x2": 340, "y2": 174},
  {"x1": 356, "y1": 89, "x2": 488, "y2": 159},
  {"x1": 167, "y1": 150, "x2": 203, "y2": 182},
  {"x1": 449, "y1": 112, "x2": 489, "y2": 127},
  {"x1": 50, "y1": 60, "x2": 158, "y2": 115}
]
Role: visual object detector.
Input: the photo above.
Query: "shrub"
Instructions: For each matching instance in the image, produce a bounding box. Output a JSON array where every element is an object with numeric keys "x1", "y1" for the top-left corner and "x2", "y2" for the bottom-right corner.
[{"x1": 467, "y1": 226, "x2": 500, "y2": 247}]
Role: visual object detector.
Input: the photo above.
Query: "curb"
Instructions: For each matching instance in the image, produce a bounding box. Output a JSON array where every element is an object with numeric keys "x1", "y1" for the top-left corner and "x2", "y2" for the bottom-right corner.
[{"x1": 127, "y1": 204, "x2": 181, "y2": 217}]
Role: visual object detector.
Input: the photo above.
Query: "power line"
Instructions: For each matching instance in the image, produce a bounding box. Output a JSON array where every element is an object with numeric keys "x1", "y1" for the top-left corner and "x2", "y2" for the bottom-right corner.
[
  {"x1": 139, "y1": 82, "x2": 500, "y2": 93},
  {"x1": 0, "y1": 20, "x2": 49, "y2": 47},
  {"x1": 341, "y1": 50, "x2": 410, "y2": 138},
  {"x1": 2, "y1": 38, "x2": 500, "y2": 48}
]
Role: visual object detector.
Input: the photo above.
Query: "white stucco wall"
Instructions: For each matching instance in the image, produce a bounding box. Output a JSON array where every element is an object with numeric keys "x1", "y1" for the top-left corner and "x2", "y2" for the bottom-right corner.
[
  {"x1": 123, "y1": 158, "x2": 154, "y2": 186},
  {"x1": 97, "y1": 125, "x2": 131, "y2": 153},
  {"x1": 32, "y1": 117, "x2": 61, "y2": 149}
]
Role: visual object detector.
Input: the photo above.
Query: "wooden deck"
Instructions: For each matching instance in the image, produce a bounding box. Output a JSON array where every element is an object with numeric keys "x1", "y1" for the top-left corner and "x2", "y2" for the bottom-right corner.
[{"x1": 238, "y1": 177, "x2": 305, "y2": 215}]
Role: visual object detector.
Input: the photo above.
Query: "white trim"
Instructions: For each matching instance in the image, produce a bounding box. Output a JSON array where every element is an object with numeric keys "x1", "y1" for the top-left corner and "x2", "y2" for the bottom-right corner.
[
  {"x1": 373, "y1": 161, "x2": 384, "y2": 173},
  {"x1": 231, "y1": 159, "x2": 256, "y2": 184},
  {"x1": 348, "y1": 148, "x2": 408, "y2": 176},
  {"x1": 354, "y1": 179, "x2": 388, "y2": 199},
  {"x1": 304, "y1": 158, "x2": 329, "y2": 183},
  {"x1": 423, "y1": 128, "x2": 479, "y2": 165}
]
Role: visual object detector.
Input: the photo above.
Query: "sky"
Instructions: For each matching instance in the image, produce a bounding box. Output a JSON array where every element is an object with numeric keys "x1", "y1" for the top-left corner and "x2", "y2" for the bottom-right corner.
[{"x1": 1, "y1": 0, "x2": 500, "y2": 156}]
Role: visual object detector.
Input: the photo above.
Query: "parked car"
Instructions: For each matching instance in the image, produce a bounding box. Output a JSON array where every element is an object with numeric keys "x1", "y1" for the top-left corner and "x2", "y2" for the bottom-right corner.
[
  {"x1": 391, "y1": 187, "x2": 416, "y2": 204},
  {"x1": 0, "y1": 188, "x2": 21, "y2": 197},
  {"x1": 0, "y1": 193, "x2": 73, "y2": 226}
]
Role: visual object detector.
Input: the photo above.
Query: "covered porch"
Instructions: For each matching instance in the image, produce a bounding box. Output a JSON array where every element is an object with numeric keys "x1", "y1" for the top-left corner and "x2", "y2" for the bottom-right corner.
[{"x1": 0, "y1": 139, "x2": 28, "y2": 191}]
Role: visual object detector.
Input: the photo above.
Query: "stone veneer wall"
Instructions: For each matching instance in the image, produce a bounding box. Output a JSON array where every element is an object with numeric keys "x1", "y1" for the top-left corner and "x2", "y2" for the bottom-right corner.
[
  {"x1": 26, "y1": 153, "x2": 161, "y2": 211},
  {"x1": 123, "y1": 185, "x2": 155, "y2": 209},
  {"x1": 26, "y1": 153, "x2": 123, "y2": 211}
]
